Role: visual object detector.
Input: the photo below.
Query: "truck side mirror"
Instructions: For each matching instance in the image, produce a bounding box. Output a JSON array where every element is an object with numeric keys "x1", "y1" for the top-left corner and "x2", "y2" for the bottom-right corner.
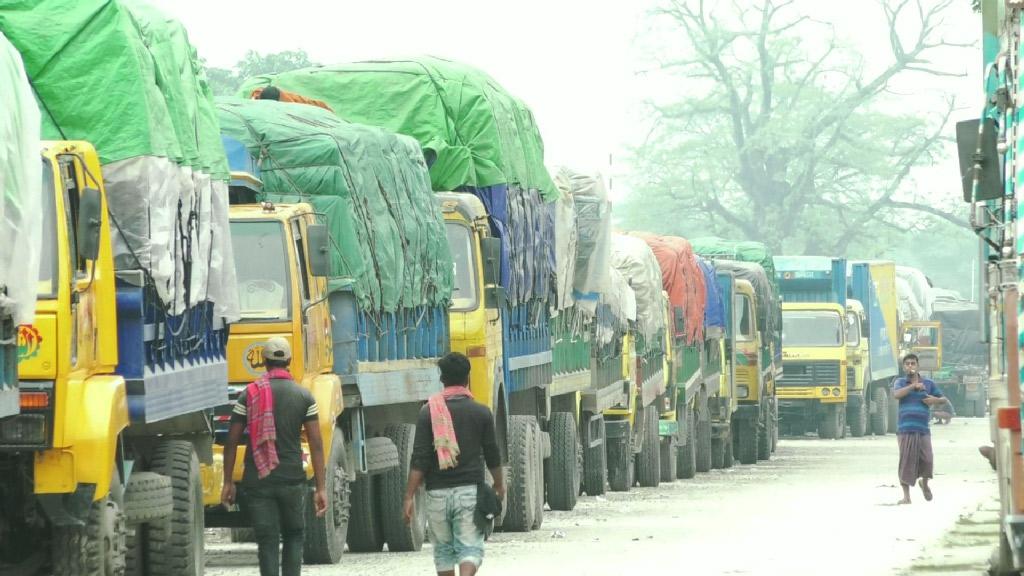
[
  {"x1": 77, "y1": 187, "x2": 103, "y2": 261},
  {"x1": 903, "y1": 332, "x2": 913, "y2": 344},
  {"x1": 306, "y1": 224, "x2": 332, "y2": 277},
  {"x1": 956, "y1": 118, "x2": 1002, "y2": 202},
  {"x1": 482, "y1": 237, "x2": 501, "y2": 286}
]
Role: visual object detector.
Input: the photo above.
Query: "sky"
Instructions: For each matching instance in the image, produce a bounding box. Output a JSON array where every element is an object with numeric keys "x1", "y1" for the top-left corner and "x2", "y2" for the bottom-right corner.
[{"x1": 151, "y1": 0, "x2": 982, "y2": 206}]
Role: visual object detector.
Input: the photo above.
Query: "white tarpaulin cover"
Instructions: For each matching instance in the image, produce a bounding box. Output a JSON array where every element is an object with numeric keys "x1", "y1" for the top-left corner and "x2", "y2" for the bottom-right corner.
[
  {"x1": 552, "y1": 167, "x2": 613, "y2": 314},
  {"x1": 0, "y1": 31, "x2": 41, "y2": 325},
  {"x1": 611, "y1": 234, "x2": 665, "y2": 342},
  {"x1": 896, "y1": 265, "x2": 933, "y2": 321},
  {"x1": 596, "y1": 266, "x2": 636, "y2": 345}
]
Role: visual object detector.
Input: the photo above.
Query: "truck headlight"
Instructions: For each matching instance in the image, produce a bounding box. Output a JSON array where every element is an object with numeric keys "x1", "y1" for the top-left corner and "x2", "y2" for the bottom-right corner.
[
  {"x1": 822, "y1": 388, "x2": 831, "y2": 397},
  {"x1": 737, "y1": 385, "x2": 749, "y2": 399},
  {"x1": 832, "y1": 387, "x2": 841, "y2": 397},
  {"x1": 0, "y1": 414, "x2": 47, "y2": 445}
]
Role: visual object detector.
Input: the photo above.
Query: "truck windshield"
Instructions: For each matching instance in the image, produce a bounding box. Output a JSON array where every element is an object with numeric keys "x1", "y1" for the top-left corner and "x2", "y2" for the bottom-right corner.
[
  {"x1": 230, "y1": 221, "x2": 291, "y2": 321},
  {"x1": 37, "y1": 161, "x2": 57, "y2": 299},
  {"x1": 782, "y1": 310, "x2": 844, "y2": 347},
  {"x1": 445, "y1": 222, "x2": 478, "y2": 311}
]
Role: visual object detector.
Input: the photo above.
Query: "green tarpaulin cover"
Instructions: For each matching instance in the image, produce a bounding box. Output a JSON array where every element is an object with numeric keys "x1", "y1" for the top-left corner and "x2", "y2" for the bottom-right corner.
[
  {"x1": 691, "y1": 237, "x2": 781, "y2": 343},
  {"x1": 0, "y1": 0, "x2": 227, "y2": 176},
  {"x1": 217, "y1": 98, "x2": 453, "y2": 313},
  {"x1": 237, "y1": 57, "x2": 558, "y2": 197}
]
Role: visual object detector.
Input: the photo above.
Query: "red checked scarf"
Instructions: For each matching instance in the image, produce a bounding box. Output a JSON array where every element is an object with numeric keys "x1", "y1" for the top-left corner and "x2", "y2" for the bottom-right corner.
[
  {"x1": 427, "y1": 386, "x2": 474, "y2": 470},
  {"x1": 246, "y1": 368, "x2": 292, "y2": 479}
]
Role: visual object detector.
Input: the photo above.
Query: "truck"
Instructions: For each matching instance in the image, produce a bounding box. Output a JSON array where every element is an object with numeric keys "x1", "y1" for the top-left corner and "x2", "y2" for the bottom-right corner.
[
  {"x1": 606, "y1": 234, "x2": 671, "y2": 490},
  {"x1": 930, "y1": 293, "x2": 986, "y2": 417},
  {"x1": 692, "y1": 239, "x2": 782, "y2": 464},
  {"x1": 705, "y1": 262, "x2": 737, "y2": 469},
  {"x1": 956, "y1": 3, "x2": 1024, "y2": 569},
  {"x1": 0, "y1": 29, "x2": 41, "y2": 421},
  {"x1": 212, "y1": 98, "x2": 454, "y2": 560},
  {"x1": 1, "y1": 2, "x2": 239, "y2": 573},
  {"x1": 773, "y1": 256, "x2": 850, "y2": 439},
  {"x1": 239, "y1": 57, "x2": 585, "y2": 531},
  {"x1": 847, "y1": 261, "x2": 903, "y2": 436}
]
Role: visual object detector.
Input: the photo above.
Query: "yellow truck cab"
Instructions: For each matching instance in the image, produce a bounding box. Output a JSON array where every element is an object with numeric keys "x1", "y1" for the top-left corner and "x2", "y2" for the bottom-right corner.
[
  {"x1": 2, "y1": 141, "x2": 232, "y2": 573},
  {"x1": 731, "y1": 277, "x2": 777, "y2": 463}
]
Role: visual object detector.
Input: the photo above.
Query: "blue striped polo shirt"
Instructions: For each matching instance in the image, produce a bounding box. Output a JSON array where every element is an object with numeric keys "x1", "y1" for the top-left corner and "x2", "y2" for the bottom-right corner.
[{"x1": 893, "y1": 377, "x2": 943, "y2": 435}]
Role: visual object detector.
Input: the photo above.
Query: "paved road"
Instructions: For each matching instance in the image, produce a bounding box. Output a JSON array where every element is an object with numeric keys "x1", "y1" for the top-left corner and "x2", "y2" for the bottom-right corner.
[{"x1": 206, "y1": 418, "x2": 997, "y2": 576}]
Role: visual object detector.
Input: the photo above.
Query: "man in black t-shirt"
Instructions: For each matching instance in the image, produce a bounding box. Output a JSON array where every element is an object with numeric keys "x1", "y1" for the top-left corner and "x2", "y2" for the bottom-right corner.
[
  {"x1": 221, "y1": 337, "x2": 327, "y2": 576},
  {"x1": 406, "y1": 352, "x2": 504, "y2": 576}
]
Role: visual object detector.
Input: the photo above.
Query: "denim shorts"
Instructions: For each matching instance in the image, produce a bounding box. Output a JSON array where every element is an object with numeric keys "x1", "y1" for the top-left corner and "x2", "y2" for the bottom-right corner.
[{"x1": 425, "y1": 484, "x2": 484, "y2": 571}]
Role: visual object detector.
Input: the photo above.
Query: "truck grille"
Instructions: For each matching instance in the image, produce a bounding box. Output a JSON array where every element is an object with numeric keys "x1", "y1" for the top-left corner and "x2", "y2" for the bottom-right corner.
[{"x1": 780, "y1": 361, "x2": 841, "y2": 386}]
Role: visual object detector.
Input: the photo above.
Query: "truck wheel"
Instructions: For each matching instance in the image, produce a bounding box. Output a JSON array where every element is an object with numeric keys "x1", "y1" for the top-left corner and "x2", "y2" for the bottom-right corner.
[
  {"x1": 379, "y1": 424, "x2": 425, "y2": 552},
  {"x1": 696, "y1": 408, "x2": 713, "y2": 472},
  {"x1": 146, "y1": 440, "x2": 203, "y2": 576},
  {"x1": 607, "y1": 426, "x2": 634, "y2": 492},
  {"x1": 123, "y1": 472, "x2": 173, "y2": 525},
  {"x1": 818, "y1": 405, "x2": 839, "y2": 439},
  {"x1": 53, "y1": 496, "x2": 127, "y2": 576},
  {"x1": 346, "y1": 474, "x2": 383, "y2": 552},
  {"x1": 870, "y1": 387, "x2": 889, "y2": 436},
  {"x1": 636, "y1": 405, "x2": 661, "y2": 488},
  {"x1": 722, "y1": 430, "x2": 735, "y2": 468},
  {"x1": 676, "y1": 415, "x2": 696, "y2": 479},
  {"x1": 848, "y1": 399, "x2": 868, "y2": 437},
  {"x1": 736, "y1": 416, "x2": 758, "y2": 465},
  {"x1": 304, "y1": 428, "x2": 351, "y2": 563},
  {"x1": 547, "y1": 413, "x2": 579, "y2": 511},
  {"x1": 501, "y1": 415, "x2": 537, "y2": 532},
  {"x1": 581, "y1": 412, "x2": 607, "y2": 496},
  {"x1": 886, "y1": 387, "x2": 898, "y2": 433},
  {"x1": 659, "y1": 435, "x2": 677, "y2": 482},
  {"x1": 532, "y1": 427, "x2": 546, "y2": 530},
  {"x1": 757, "y1": 405, "x2": 772, "y2": 460}
]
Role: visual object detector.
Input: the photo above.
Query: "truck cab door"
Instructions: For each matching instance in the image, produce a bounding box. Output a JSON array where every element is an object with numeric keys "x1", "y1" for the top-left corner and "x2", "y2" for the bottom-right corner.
[
  {"x1": 291, "y1": 217, "x2": 331, "y2": 376},
  {"x1": 902, "y1": 321, "x2": 942, "y2": 372}
]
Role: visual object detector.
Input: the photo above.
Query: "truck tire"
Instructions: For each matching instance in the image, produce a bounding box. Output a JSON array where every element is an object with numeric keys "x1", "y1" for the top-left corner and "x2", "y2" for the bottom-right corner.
[
  {"x1": 145, "y1": 440, "x2": 203, "y2": 576},
  {"x1": 758, "y1": 405, "x2": 772, "y2": 460},
  {"x1": 848, "y1": 399, "x2": 868, "y2": 437},
  {"x1": 532, "y1": 426, "x2": 545, "y2": 529},
  {"x1": 870, "y1": 387, "x2": 889, "y2": 436},
  {"x1": 818, "y1": 405, "x2": 840, "y2": 439},
  {"x1": 676, "y1": 415, "x2": 697, "y2": 479},
  {"x1": 547, "y1": 413, "x2": 579, "y2": 511},
  {"x1": 696, "y1": 408, "x2": 713, "y2": 473},
  {"x1": 607, "y1": 426, "x2": 634, "y2": 492},
  {"x1": 53, "y1": 496, "x2": 127, "y2": 576},
  {"x1": 502, "y1": 415, "x2": 537, "y2": 532},
  {"x1": 887, "y1": 387, "x2": 898, "y2": 434},
  {"x1": 304, "y1": 429, "x2": 351, "y2": 563},
  {"x1": 636, "y1": 405, "x2": 661, "y2": 488},
  {"x1": 736, "y1": 416, "x2": 758, "y2": 465},
  {"x1": 581, "y1": 412, "x2": 607, "y2": 496},
  {"x1": 659, "y1": 435, "x2": 677, "y2": 482},
  {"x1": 365, "y1": 437, "x2": 400, "y2": 474},
  {"x1": 723, "y1": 431, "x2": 735, "y2": 468},
  {"x1": 123, "y1": 472, "x2": 173, "y2": 525},
  {"x1": 379, "y1": 424, "x2": 425, "y2": 552},
  {"x1": 346, "y1": 474, "x2": 383, "y2": 552}
]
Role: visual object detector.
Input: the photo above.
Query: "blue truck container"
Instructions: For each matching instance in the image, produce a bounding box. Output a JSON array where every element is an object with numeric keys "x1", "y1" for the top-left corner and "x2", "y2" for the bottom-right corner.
[{"x1": 774, "y1": 256, "x2": 848, "y2": 306}]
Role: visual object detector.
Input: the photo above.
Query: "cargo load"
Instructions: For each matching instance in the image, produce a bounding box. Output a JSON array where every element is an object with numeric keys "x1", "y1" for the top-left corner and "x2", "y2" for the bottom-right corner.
[
  {"x1": 631, "y1": 233, "x2": 707, "y2": 345},
  {"x1": 217, "y1": 98, "x2": 453, "y2": 313},
  {"x1": 611, "y1": 234, "x2": 666, "y2": 342},
  {"x1": 0, "y1": 0, "x2": 238, "y2": 320},
  {"x1": 698, "y1": 258, "x2": 725, "y2": 333},
  {"x1": 552, "y1": 167, "x2": 613, "y2": 311},
  {"x1": 0, "y1": 30, "x2": 40, "y2": 326},
  {"x1": 238, "y1": 57, "x2": 560, "y2": 306}
]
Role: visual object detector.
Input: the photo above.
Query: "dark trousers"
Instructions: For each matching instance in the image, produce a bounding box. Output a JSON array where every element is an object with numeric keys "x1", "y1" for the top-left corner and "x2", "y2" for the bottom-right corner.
[{"x1": 242, "y1": 482, "x2": 307, "y2": 576}]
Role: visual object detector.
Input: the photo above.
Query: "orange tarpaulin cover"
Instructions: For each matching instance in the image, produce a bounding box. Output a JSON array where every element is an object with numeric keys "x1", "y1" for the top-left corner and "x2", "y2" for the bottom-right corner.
[
  {"x1": 250, "y1": 87, "x2": 334, "y2": 112},
  {"x1": 630, "y1": 233, "x2": 707, "y2": 345}
]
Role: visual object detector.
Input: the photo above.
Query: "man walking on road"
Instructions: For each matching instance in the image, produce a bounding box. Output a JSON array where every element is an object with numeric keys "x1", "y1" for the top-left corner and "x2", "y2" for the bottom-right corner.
[
  {"x1": 221, "y1": 337, "x2": 328, "y2": 576},
  {"x1": 405, "y1": 352, "x2": 505, "y2": 576},
  {"x1": 893, "y1": 353, "x2": 947, "y2": 504}
]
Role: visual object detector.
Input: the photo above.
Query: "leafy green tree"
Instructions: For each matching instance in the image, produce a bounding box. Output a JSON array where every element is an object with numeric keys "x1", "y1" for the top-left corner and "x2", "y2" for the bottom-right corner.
[
  {"x1": 202, "y1": 50, "x2": 317, "y2": 97},
  {"x1": 622, "y1": 0, "x2": 970, "y2": 256}
]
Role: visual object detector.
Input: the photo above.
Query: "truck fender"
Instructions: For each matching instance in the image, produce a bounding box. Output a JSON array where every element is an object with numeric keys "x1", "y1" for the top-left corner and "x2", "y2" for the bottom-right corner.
[{"x1": 36, "y1": 374, "x2": 129, "y2": 501}]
